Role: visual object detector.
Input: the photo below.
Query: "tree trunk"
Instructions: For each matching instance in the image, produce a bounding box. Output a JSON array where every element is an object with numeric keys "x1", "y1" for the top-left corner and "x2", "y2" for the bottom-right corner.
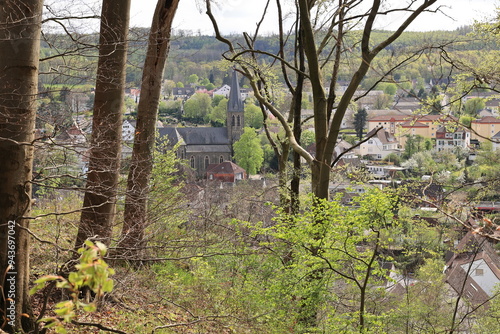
[
  {"x1": 75, "y1": 0, "x2": 131, "y2": 248},
  {"x1": 0, "y1": 1, "x2": 43, "y2": 332},
  {"x1": 118, "y1": 0, "x2": 180, "y2": 259}
]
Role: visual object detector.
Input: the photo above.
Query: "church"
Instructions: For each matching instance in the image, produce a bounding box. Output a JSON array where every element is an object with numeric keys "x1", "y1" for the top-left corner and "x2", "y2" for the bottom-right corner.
[{"x1": 158, "y1": 70, "x2": 245, "y2": 177}]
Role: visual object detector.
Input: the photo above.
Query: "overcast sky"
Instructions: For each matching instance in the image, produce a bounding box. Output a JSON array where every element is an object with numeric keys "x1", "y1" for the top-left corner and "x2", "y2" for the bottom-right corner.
[{"x1": 130, "y1": 0, "x2": 498, "y2": 35}]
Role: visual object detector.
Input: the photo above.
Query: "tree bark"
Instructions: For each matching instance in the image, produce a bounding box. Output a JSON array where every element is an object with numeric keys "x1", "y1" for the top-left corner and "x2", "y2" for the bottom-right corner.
[
  {"x1": 117, "y1": 0, "x2": 180, "y2": 259},
  {"x1": 0, "y1": 1, "x2": 43, "y2": 332},
  {"x1": 76, "y1": 0, "x2": 131, "y2": 248}
]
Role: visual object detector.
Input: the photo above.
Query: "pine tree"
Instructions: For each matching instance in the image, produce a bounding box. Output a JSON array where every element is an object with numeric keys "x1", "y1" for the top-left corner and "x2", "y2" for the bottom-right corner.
[{"x1": 354, "y1": 108, "x2": 367, "y2": 140}]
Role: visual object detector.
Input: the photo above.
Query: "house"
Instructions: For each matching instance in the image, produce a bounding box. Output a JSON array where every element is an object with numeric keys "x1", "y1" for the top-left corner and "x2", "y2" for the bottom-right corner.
[
  {"x1": 206, "y1": 161, "x2": 247, "y2": 182},
  {"x1": 366, "y1": 165, "x2": 406, "y2": 179},
  {"x1": 492, "y1": 131, "x2": 500, "y2": 151},
  {"x1": 360, "y1": 128, "x2": 400, "y2": 160},
  {"x1": 445, "y1": 231, "x2": 500, "y2": 305},
  {"x1": 213, "y1": 84, "x2": 231, "y2": 98},
  {"x1": 367, "y1": 114, "x2": 457, "y2": 146},
  {"x1": 333, "y1": 140, "x2": 357, "y2": 160},
  {"x1": 53, "y1": 121, "x2": 87, "y2": 145},
  {"x1": 471, "y1": 116, "x2": 500, "y2": 141},
  {"x1": 485, "y1": 98, "x2": 500, "y2": 114},
  {"x1": 122, "y1": 119, "x2": 136, "y2": 142},
  {"x1": 213, "y1": 84, "x2": 250, "y2": 101},
  {"x1": 159, "y1": 71, "x2": 245, "y2": 177},
  {"x1": 172, "y1": 87, "x2": 195, "y2": 100},
  {"x1": 435, "y1": 126, "x2": 471, "y2": 152}
]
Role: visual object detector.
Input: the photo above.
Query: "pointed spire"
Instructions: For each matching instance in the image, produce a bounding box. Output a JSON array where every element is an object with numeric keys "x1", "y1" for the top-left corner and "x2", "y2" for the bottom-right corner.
[{"x1": 227, "y1": 70, "x2": 243, "y2": 112}]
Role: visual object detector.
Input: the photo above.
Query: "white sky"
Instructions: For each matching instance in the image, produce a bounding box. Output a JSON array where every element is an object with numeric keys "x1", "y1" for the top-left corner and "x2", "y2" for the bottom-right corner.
[{"x1": 130, "y1": 0, "x2": 498, "y2": 35}]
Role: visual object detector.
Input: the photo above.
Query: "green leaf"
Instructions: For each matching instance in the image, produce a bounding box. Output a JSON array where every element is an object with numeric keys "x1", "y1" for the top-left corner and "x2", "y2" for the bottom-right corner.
[{"x1": 83, "y1": 302, "x2": 97, "y2": 312}]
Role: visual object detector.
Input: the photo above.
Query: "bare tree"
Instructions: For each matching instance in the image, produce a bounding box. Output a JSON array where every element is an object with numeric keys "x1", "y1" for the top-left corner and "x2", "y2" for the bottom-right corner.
[
  {"x1": 117, "y1": 0, "x2": 180, "y2": 259},
  {"x1": 0, "y1": 1, "x2": 44, "y2": 332},
  {"x1": 206, "y1": 0, "x2": 441, "y2": 200},
  {"x1": 75, "y1": 0, "x2": 131, "y2": 248}
]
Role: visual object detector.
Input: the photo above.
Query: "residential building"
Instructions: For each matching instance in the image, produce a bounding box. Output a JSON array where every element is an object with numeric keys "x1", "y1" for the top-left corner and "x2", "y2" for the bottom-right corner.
[
  {"x1": 445, "y1": 232, "x2": 500, "y2": 305},
  {"x1": 206, "y1": 161, "x2": 247, "y2": 182},
  {"x1": 122, "y1": 119, "x2": 136, "y2": 142},
  {"x1": 213, "y1": 84, "x2": 250, "y2": 100},
  {"x1": 367, "y1": 114, "x2": 456, "y2": 147},
  {"x1": 360, "y1": 128, "x2": 400, "y2": 160},
  {"x1": 435, "y1": 126, "x2": 471, "y2": 152},
  {"x1": 172, "y1": 87, "x2": 195, "y2": 100},
  {"x1": 471, "y1": 116, "x2": 500, "y2": 141},
  {"x1": 213, "y1": 84, "x2": 231, "y2": 98},
  {"x1": 366, "y1": 165, "x2": 406, "y2": 178}
]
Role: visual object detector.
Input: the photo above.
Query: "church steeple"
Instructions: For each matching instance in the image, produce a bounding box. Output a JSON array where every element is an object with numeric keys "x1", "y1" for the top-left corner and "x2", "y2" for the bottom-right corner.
[{"x1": 227, "y1": 70, "x2": 244, "y2": 144}]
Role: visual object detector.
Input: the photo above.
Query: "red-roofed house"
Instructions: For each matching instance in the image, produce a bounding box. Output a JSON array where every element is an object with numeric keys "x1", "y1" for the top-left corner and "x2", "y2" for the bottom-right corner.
[
  {"x1": 206, "y1": 161, "x2": 247, "y2": 182},
  {"x1": 368, "y1": 114, "x2": 457, "y2": 146},
  {"x1": 435, "y1": 126, "x2": 471, "y2": 151}
]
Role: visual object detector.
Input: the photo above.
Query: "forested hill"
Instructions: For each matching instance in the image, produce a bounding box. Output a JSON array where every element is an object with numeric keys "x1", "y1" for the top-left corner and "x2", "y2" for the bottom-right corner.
[{"x1": 40, "y1": 26, "x2": 498, "y2": 88}]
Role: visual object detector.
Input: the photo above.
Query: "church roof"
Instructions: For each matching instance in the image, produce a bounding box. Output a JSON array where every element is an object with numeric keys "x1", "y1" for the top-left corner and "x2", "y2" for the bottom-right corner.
[
  {"x1": 158, "y1": 127, "x2": 230, "y2": 146},
  {"x1": 185, "y1": 145, "x2": 231, "y2": 153}
]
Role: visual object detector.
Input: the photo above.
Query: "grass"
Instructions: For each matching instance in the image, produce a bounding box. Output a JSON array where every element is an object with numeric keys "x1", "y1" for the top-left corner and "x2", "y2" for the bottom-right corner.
[{"x1": 29, "y1": 194, "x2": 237, "y2": 333}]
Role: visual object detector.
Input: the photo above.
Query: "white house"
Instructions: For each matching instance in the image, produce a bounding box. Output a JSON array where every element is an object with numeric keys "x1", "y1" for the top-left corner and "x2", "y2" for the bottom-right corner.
[
  {"x1": 122, "y1": 120, "x2": 136, "y2": 142},
  {"x1": 446, "y1": 232, "x2": 500, "y2": 305},
  {"x1": 214, "y1": 84, "x2": 250, "y2": 101},
  {"x1": 360, "y1": 128, "x2": 400, "y2": 160},
  {"x1": 435, "y1": 126, "x2": 470, "y2": 152},
  {"x1": 213, "y1": 84, "x2": 231, "y2": 98}
]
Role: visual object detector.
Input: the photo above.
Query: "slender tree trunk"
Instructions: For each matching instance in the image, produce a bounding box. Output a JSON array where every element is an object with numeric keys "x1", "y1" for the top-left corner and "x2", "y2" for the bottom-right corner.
[
  {"x1": 118, "y1": 0, "x2": 180, "y2": 259},
  {"x1": 0, "y1": 1, "x2": 43, "y2": 332},
  {"x1": 290, "y1": 28, "x2": 305, "y2": 214},
  {"x1": 75, "y1": 0, "x2": 131, "y2": 248}
]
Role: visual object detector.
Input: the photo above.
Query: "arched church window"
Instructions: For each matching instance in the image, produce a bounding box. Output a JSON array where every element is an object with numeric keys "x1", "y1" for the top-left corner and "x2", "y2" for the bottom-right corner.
[
  {"x1": 205, "y1": 156, "x2": 210, "y2": 169},
  {"x1": 237, "y1": 115, "x2": 241, "y2": 126},
  {"x1": 232, "y1": 115, "x2": 235, "y2": 126},
  {"x1": 219, "y1": 155, "x2": 224, "y2": 163},
  {"x1": 190, "y1": 156, "x2": 195, "y2": 169}
]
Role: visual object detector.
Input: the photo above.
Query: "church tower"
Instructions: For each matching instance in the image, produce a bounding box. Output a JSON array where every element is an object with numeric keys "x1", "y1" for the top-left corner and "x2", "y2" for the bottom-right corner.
[{"x1": 227, "y1": 70, "x2": 244, "y2": 145}]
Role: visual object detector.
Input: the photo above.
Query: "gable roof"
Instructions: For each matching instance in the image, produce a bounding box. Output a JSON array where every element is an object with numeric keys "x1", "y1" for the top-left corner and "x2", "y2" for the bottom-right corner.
[
  {"x1": 158, "y1": 127, "x2": 229, "y2": 146},
  {"x1": 400, "y1": 121, "x2": 428, "y2": 128},
  {"x1": 207, "y1": 161, "x2": 246, "y2": 174},
  {"x1": 369, "y1": 115, "x2": 410, "y2": 122},
  {"x1": 369, "y1": 114, "x2": 456, "y2": 123},
  {"x1": 366, "y1": 128, "x2": 398, "y2": 144},
  {"x1": 436, "y1": 126, "x2": 469, "y2": 134},
  {"x1": 445, "y1": 231, "x2": 500, "y2": 303},
  {"x1": 472, "y1": 116, "x2": 500, "y2": 124}
]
